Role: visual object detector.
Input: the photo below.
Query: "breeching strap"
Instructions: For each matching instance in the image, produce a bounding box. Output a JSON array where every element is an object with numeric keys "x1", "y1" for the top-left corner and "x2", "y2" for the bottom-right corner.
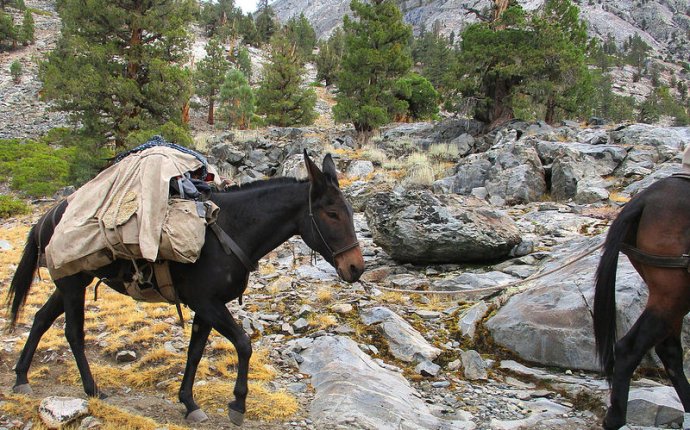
[{"x1": 620, "y1": 243, "x2": 690, "y2": 270}]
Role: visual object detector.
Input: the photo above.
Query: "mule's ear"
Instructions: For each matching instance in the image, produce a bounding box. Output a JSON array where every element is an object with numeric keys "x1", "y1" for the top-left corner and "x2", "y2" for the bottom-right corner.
[
  {"x1": 322, "y1": 154, "x2": 339, "y2": 187},
  {"x1": 304, "y1": 149, "x2": 325, "y2": 188}
]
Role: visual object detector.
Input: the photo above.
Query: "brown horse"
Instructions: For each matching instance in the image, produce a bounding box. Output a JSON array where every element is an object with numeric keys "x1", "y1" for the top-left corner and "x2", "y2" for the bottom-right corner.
[
  {"x1": 594, "y1": 174, "x2": 690, "y2": 429},
  {"x1": 7, "y1": 152, "x2": 364, "y2": 425}
]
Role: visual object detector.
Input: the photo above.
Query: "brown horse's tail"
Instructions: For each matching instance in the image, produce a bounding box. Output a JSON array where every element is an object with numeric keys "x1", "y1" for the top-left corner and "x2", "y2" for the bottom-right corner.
[
  {"x1": 593, "y1": 195, "x2": 644, "y2": 381},
  {"x1": 6, "y1": 223, "x2": 40, "y2": 330}
]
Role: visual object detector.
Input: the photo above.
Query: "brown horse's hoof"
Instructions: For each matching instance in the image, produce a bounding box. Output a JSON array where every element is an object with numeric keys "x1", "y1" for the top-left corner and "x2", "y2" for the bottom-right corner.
[
  {"x1": 228, "y1": 408, "x2": 244, "y2": 426},
  {"x1": 12, "y1": 384, "x2": 33, "y2": 395},
  {"x1": 186, "y1": 408, "x2": 209, "y2": 423}
]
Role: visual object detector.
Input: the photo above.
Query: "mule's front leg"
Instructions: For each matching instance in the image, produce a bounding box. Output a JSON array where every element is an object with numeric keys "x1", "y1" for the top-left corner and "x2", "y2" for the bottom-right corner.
[
  {"x1": 59, "y1": 280, "x2": 105, "y2": 398},
  {"x1": 13, "y1": 291, "x2": 65, "y2": 394},
  {"x1": 179, "y1": 315, "x2": 212, "y2": 423},
  {"x1": 205, "y1": 302, "x2": 252, "y2": 426}
]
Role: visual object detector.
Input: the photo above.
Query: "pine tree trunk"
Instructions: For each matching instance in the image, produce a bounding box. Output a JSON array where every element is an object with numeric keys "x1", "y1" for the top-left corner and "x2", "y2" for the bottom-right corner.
[
  {"x1": 493, "y1": 0, "x2": 510, "y2": 22},
  {"x1": 182, "y1": 100, "x2": 190, "y2": 124},
  {"x1": 477, "y1": 77, "x2": 515, "y2": 127},
  {"x1": 127, "y1": 27, "x2": 143, "y2": 79},
  {"x1": 544, "y1": 94, "x2": 556, "y2": 124},
  {"x1": 207, "y1": 94, "x2": 215, "y2": 125}
]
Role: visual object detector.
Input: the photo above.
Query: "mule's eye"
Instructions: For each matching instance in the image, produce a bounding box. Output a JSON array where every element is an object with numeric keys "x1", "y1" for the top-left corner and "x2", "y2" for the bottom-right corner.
[{"x1": 326, "y1": 211, "x2": 339, "y2": 219}]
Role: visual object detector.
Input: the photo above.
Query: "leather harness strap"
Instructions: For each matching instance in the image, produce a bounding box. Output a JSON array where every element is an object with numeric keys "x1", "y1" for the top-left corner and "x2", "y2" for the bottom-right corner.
[
  {"x1": 308, "y1": 184, "x2": 360, "y2": 259},
  {"x1": 671, "y1": 172, "x2": 690, "y2": 181},
  {"x1": 209, "y1": 222, "x2": 257, "y2": 272},
  {"x1": 619, "y1": 243, "x2": 690, "y2": 270}
]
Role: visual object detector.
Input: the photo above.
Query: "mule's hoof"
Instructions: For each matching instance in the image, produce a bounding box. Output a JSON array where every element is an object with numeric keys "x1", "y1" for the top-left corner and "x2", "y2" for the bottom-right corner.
[
  {"x1": 186, "y1": 408, "x2": 209, "y2": 423},
  {"x1": 602, "y1": 417, "x2": 625, "y2": 430},
  {"x1": 228, "y1": 408, "x2": 244, "y2": 426},
  {"x1": 89, "y1": 390, "x2": 108, "y2": 400},
  {"x1": 12, "y1": 384, "x2": 32, "y2": 395}
]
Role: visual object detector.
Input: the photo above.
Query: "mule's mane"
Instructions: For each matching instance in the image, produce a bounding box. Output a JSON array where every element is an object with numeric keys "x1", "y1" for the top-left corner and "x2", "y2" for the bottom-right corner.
[{"x1": 218, "y1": 177, "x2": 308, "y2": 193}]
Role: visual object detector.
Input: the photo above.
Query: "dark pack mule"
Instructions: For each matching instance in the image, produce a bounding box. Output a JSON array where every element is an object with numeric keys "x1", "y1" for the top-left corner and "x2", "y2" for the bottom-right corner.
[
  {"x1": 594, "y1": 175, "x2": 690, "y2": 429},
  {"x1": 6, "y1": 152, "x2": 364, "y2": 425}
]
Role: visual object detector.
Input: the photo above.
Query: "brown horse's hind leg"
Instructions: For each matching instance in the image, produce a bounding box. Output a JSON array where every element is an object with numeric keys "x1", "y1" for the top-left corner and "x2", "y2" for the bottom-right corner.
[
  {"x1": 57, "y1": 275, "x2": 105, "y2": 399},
  {"x1": 13, "y1": 291, "x2": 65, "y2": 393},
  {"x1": 179, "y1": 315, "x2": 212, "y2": 422},
  {"x1": 655, "y1": 334, "x2": 690, "y2": 411},
  {"x1": 605, "y1": 309, "x2": 669, "y2": 430}
]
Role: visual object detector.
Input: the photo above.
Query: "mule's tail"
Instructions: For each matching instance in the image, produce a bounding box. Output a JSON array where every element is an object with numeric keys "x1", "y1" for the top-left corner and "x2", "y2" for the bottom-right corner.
[
  {"x1": 593, "y1": 195, "x2": 644, "y2": 381},
  {"x1": 6, "y1": 224, "x2": 40, "y2": 329}
]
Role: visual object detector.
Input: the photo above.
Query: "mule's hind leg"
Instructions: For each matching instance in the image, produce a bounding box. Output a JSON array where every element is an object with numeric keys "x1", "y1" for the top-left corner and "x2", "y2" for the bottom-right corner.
[
  {"x1": 605, "y1": 310, "x2": 669, "y2": 430},
  {"x1": 56, "y1": 275, "x2": 104, "y2": 398},
  {"x1": 13, "y1": 291, "x2": 65, "y2": 394},
  {"x1": 179, "y1": 314, "x2": 212, "y2": 423},
  {"x1": 199, "y1": 302, "x2": 252, "y2": 426},
  {"x1": 655, "y1": 333, "x2": 690, "y2": 410}
]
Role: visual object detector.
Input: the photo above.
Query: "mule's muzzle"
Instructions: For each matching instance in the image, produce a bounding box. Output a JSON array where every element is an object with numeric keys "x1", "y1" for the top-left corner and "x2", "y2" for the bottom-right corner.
[{"x1": 335, "y1": 246, "x2": 364, "y2": 283}]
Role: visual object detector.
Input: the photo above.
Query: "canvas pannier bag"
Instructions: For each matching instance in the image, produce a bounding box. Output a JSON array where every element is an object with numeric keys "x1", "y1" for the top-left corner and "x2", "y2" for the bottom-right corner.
[{"x1": 158, "y1": 199, "x2": 219, "y2": 263}]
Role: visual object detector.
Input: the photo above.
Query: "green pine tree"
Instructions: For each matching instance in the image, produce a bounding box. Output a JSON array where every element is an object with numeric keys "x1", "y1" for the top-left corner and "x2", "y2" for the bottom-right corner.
[
  {"x1": 284, "y1": 13, "x2": 316, "y2": 62},
  {"x1": 0, "y1": 10, "x2": 17, "y2": 49},
  {"x1": 453, "y1": 6, "x2": 532, "y2": 125},
  {"x1": 315, "y1": 28, "x2": 344, "y2": 86},
  {"x1": 231, "y1": 45, "x2": 252, "y2": 82},
  {"x1": 9, "y1": 59, "x2": 22, "y2": 83},
  {"x1": 625, "y1": 34, "x2": 650, "y2": 82},
  {"x1": 256, "y1": 31, "x2": 316, "y2": 126},
  {"x1": 254, "y1": 0, "x2": 277, "y2": 46},
  {"x1": 196, "y1": 36, "x2": 230, "y2": 125},
  {"x1": 333, "y1": 0, "x2": 413, "y2": 140},
  {"x1": 413, "y1": 31, "x2": 455, "y2": 95},
  {"x1": 20, "y1": 8, "x2": 33, "y2": 45},
  {"x1": 39, "y1": 0, "x2": 195, "y2": 147},
  {"x1": 393, "y1": 73, "x2": 439, "y2": 120},
  {"x1": 200, "y1": 0, "x2": 240, "y2": 39},
  {"x1": 218, "y1": 68, "x2": 255, "y2": 129},
  {"x1": 589, "y1": 70, "x2": 635, "y2": 122},
  {"x1": 238, "y1": 12, "x2": 259, "y2": 46},
  {"x1": 524, "y1": 0, "x2": 593, "y2": 123},
  {"x1": 452, "y1": 0, "x2": 594, "y2": 125}
]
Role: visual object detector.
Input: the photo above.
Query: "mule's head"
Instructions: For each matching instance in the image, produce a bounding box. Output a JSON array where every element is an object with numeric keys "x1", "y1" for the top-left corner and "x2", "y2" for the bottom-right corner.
[{"x1": 302, "y1": 151, "x2": 364, "y2": 283}]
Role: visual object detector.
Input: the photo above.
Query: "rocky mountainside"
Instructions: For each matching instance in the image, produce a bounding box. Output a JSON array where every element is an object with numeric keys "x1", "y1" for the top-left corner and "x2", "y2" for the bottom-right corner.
[{"x1": 272, "y1": 0, "x2": 690, "y2": 62}]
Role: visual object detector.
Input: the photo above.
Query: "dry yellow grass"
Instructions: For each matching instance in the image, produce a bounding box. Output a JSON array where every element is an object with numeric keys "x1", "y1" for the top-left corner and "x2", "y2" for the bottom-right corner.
[
  {"x1": 428, "y1": 143, "x2": 460, "y2": 161},
  {"x1": 315, "y1": 286, "x2": 334, "y2": 304},
  {"x1": 379, "y1": 291, "x2": 411, "y2": 305},
  {"x1": 307, "y1": 313, "x2": 338, "y2": 330},
  {"x1": 413, "y1": 294, "x2": 455, "y2": 312},
  {"x1": 89, "y1": 399, "x2": 189, "y2": 430},
  {"x1": 608, "y1": 191, "x2": 631, "y2": 203},
  {"x1": 0, "y1": 395, "x2": 189, "y2": 430},
  {"x1": 195, "y1": 382, "x2": 299, "y2": 420}
]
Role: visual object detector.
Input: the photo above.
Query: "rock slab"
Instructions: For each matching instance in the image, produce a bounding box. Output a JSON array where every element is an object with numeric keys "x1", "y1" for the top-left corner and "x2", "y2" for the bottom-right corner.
[
  {"x1": 299, "y1": 335, "x2": 474, "y2": 430},
  {"x1": 39, "y1": 397, "x2": 88, "y2": 429},
  {"x1": 361, "y1": 306, "x2": 441, "y2": 363}
]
